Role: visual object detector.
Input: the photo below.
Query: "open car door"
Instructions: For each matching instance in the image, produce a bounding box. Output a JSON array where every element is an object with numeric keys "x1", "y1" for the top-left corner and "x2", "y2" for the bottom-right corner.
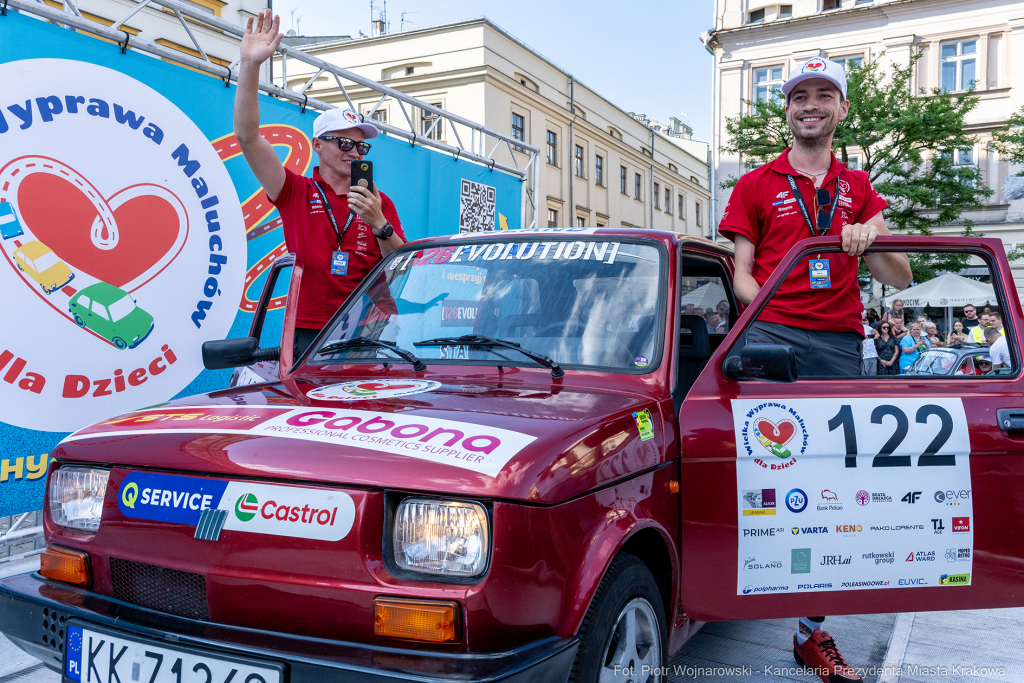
[{"x1": 678, "y1": 235, "x2": 1024, "y2": 622}]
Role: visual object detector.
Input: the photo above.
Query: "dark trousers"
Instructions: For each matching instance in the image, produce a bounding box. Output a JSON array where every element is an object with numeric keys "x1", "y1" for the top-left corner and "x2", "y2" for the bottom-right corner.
[{"x1": 747, "y1": 321, "x2": 862, "y2": 378}]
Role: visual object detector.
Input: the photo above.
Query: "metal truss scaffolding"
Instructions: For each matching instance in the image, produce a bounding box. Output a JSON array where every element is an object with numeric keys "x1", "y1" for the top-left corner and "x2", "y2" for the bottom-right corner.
[{"x1": 3, "y1": 0, "x2": 542, "y2": 229}]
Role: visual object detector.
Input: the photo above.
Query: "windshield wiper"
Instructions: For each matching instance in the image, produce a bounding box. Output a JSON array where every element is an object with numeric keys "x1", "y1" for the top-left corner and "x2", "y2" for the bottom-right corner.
[
  {"x1": 318, "y1": 338, "x2": 426, "y2": 372},
  {"x1": 414, "y1": 334, "x2": 563, "y2": 378}
]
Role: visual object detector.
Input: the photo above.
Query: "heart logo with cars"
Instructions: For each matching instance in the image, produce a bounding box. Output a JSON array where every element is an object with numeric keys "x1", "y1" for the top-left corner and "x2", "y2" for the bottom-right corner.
[
  {"x1": 3, "y1": 157, "x2": 187, "y2": 291},
  {"x1": 754, "y1": 418, "x2": 796, "y2": 446}
]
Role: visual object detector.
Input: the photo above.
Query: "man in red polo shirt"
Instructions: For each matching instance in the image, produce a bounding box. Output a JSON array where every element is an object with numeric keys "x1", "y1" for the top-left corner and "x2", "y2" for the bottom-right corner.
[
  {"x1": 721, "y1": 57, "x2": 911, "y2": 378},
  {"x1": 720, "y1": 57, "x2": 912, "y2": 683},
  {"x1": 233, "y1": 10, "x2": 405, "y2": 355}
]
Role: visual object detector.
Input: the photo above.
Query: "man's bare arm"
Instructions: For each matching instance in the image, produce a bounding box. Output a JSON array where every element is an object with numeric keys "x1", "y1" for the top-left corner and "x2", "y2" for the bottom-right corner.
[
  {"x1": 846, "y1": 211, "x2": 913, "y2": 289},
  {"x1": 732, "y1": 234, "x2": 761, "y2": 306},
  {"x1": 233, "y1": 10, "x2": 286, "y2": 202}
]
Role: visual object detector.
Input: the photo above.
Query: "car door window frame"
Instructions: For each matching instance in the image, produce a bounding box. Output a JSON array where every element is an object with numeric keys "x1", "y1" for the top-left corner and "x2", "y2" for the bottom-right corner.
[{"x1": 725, "y1": 243, "x2": 1018, "y2": 380}]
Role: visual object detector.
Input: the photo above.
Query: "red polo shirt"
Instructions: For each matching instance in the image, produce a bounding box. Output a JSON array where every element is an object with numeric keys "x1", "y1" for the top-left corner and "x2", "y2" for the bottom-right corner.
[
  {"x1": 272, "y1": 167, "x2": 404, "y2": 329},
  {"x1": 719, "y1": 149, "x2": 888, "y2": 335}
]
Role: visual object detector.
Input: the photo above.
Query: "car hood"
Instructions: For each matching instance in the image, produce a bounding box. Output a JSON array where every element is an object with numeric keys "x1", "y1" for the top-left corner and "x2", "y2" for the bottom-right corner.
[
  {"x1": 54, "y1": 378, "x2": 667, "y2": 504},
  {"x1": 113, "y1": 305, "x2": 153, "y2": 332}
]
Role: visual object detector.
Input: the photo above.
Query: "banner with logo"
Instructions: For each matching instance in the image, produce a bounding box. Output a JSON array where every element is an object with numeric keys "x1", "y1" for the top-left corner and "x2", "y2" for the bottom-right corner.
[
  {"x1": 734, "y1": 397, "x2": 974, "y2": 595},
  {"x1": 0, "y1": 11, "x2": 523, "y2": 516}
]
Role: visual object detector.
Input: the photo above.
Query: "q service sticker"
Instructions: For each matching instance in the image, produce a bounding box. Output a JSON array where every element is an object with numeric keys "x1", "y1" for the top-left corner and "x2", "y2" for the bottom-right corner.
[
  {"x1": 307, "y1": 379, "x2": 442, "y2": 401},
  {"x1": 118, "y1": 471, "x2": 356, "y2": 541},
  {"x1": 633, "y1": 408, "x2": 655, "y2": 442}
]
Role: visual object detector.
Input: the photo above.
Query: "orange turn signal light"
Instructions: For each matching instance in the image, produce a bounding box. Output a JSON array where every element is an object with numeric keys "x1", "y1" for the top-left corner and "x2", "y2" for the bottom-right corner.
[
  {"x1": 373, "y1": 597, "x2": 459, "y2": 642},
  {"x1": 39, "y1": 546, "x2": 91, "y2": 587}
]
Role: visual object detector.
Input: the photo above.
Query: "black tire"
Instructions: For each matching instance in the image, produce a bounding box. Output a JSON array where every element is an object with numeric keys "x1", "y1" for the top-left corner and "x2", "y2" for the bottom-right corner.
[
  {"x1": 569, "y1": 553, "x2": 667, "y2": 683},
  {"x1": 113, "y1": 337, "x2": 128, "y2": 350}
]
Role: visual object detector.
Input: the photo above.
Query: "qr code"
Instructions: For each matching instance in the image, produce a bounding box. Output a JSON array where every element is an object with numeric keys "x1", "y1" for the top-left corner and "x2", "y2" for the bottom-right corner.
[{"x1": 459, "y1": 179, "x2": 496, "y2": 233}]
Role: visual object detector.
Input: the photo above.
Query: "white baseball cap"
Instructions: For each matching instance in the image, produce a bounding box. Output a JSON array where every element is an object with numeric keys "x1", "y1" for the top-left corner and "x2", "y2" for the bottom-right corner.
[
  {"x1": 782, "y1": 57, "x2": 848, "y2": 101},
  {"x1": 313, "y1": 107, "x2": 379, "y2": 139}
]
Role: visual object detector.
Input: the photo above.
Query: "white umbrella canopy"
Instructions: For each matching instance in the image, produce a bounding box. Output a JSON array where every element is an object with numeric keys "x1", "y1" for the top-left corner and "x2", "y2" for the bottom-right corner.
[
  {"x1": 882, "y1": 273, "x2": 997, "y2": 309},
  {"x1": 679, "y1": 281, "x2": 729, "y2": 310}
]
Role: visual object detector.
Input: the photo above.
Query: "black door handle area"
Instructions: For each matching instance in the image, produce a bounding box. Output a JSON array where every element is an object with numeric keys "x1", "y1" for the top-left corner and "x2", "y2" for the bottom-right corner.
[{"x1": 996, "y1": 409, "x2": 1024, "y2": 432}]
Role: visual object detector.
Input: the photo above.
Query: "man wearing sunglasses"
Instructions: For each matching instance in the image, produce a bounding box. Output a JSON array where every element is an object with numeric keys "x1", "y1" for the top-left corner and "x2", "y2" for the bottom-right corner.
[
  {"x1": 719, "y1": 57, "x2": 913, "y2": 683},
  {"x1": 233, "y1": 10, "x2": 405, "y2": 355}
]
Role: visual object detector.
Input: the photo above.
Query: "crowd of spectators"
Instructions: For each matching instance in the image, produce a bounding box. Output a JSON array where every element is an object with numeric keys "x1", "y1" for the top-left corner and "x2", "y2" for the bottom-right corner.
[{"x1": 858, "y1": 299, "x2": 1010, "y2": 375}]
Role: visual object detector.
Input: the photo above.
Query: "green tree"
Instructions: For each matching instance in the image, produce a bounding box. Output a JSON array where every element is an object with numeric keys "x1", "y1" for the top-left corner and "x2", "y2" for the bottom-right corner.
[
  {"x1": 720, "y1": 52, "x2": 993, "y2": 281},
  {"x1": 991, "y1": 106, "x2": 1024, "y2": 175}
]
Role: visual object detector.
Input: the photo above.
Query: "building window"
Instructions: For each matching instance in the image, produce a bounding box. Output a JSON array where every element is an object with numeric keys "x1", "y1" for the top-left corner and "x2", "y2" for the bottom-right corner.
[
  {"x1": 780, "y1": 4, "x2": 793, "y2": 17},
  {"x1": 574, "y1": 144, "x2": 585, "y2": 178},
  {"x1": 754, "y1": 66, "x2": 785, "y2": 103},
  {"x1": 749, "y1": 8, "x2": 765, "y2": 23},
  {"x1": 595, "y1": 155, "x2": 605, "y2": 186},
  {"x1": 940, "y1": 147, "x2": 977, "y2": 188},
  {"x1": 546, "y1": 131, "x2": 558, "y2": 166},
  {"x1": 596, "y1": 222, "x2": 605, "y2": 228},
  {"x1": 547, "y1": 208, "x2": 558, "y2": 227},
  {"x1": 678, "y1": 194, "x2": 685, "y2": 219},
  {"x1": 511, "y1": 113, "x2": 526, "y2": 153},
  {"x1": 653, "y1": 182, "x2": 660, "y2": 209},
  {"x1": 634, "y1": 173, "x2": 642, "y2": 200},
  {"x1": 576, "y1": 216, "x2": 586, "y2": 228},
  {"x1": 421, "y1": 103, "x2": 443, "y2": 140},
  {"x1": 668, "y1": 163, "x2": 678, "y2": 172},
  {"x1": 665, "y1": 187, "x2": 672, "y2": 213},
  {"x1": 845, "y1": 154, "x2": 862, "y2": 170},
  {"x1": 406, "y1": 66, "x2": 415, "y2": 75},
  {"x1": 695, "y1": 201, "x2": 702, "y2": 227},
  {"x1": 941, "y1": 39, "x2": 977, "y2": 91},
  {"x1": 822, "y1": 0, "x2": 840, "y2": 10},
  {"x1": 620, "y1": 166, "x2": 628, "y2": 194},
  {"x1": 833, "y1": 56, "x2": 864, "y2": 72}
]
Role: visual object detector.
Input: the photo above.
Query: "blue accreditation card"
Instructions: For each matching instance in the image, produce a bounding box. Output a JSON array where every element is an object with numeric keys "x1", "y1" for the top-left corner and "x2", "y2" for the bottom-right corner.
[
  {"x1": 809, "y1": 258, "x2": 831, "y2": 289},
  {"x1": 331, "y1": 251, "x2": 349, "y2": 276}
]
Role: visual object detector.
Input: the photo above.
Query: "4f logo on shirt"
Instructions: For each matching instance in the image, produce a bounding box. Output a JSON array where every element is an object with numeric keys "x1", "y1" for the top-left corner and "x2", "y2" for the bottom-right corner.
[{"x1": 776, "y1": 191, "x2": 790, "y2": 200}]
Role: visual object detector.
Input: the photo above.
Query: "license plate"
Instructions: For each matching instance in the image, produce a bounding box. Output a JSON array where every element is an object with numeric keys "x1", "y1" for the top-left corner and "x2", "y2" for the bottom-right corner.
[{"x1": 64, "y1": 622, "x2": 283, "y2": 683}]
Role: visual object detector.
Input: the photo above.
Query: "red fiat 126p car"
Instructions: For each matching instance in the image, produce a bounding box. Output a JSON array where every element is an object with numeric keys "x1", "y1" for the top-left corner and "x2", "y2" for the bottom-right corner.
[{"x1": 2, "y1": 228, "x2": 1023, "y2": 683}]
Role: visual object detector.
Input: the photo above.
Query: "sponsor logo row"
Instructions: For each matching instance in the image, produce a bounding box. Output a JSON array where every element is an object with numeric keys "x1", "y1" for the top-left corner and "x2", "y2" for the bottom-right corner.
[
  {"x1": 742, "y1": 517, "x2": 970, "y2": 538},
  {"x1": 742, "y1": 488, "x2": 971, "y2": 515},
  {"x1": 742, "y1": 547, "x2": 971, "y2": 573},
  {"x1": 742, "y1": 570, "x2": 971, "y2": 594}
]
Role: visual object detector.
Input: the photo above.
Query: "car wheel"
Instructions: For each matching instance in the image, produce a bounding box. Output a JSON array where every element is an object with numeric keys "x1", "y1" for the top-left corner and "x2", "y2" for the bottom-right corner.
[
  {"x1": 73, "y1": 314, "x2": 85, "y2": 327},
  {"x1": 113, "y1": 337, "x2": 128, "y2": 350},
  {"x1": 568, "y1": 553, "x2": 666, "y2": 683}
]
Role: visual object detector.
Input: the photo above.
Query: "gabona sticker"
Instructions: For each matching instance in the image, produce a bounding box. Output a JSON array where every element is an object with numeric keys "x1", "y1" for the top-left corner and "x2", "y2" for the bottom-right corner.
[{"x1": 633, "y1": 408, "x2": 654, "y2": 442}]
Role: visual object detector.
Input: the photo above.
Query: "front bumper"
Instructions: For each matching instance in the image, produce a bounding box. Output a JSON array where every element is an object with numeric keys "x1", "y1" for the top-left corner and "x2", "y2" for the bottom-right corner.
[{"x1": 0, "y1": 572, "x2": 577, "y2": 683}]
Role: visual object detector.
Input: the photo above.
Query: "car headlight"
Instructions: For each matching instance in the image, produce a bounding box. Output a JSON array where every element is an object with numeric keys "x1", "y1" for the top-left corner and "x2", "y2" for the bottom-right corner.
[
  {"x1": 393, "y1": 498, "x2": 489, "y2": 578},
  {"x1": 49, "y1": 466, "x2": 109, "y2": 532}
]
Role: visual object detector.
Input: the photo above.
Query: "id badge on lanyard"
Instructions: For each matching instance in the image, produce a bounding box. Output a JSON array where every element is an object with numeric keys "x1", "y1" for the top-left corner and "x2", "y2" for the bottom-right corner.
[
  {"x1": 809, "y1": 258, "x2": 831, "y2": 289},
  {"x1": 313, "y1": 180, "x2": 356, "y2": 277}
]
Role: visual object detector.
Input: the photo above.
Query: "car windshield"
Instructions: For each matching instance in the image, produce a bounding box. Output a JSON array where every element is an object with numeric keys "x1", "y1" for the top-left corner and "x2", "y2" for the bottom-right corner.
[
  {"x1": 312, "y1": 237, "x2": 664, "y2": 372},
  {"x1": 33, "y1": 251, "x2": 60, "y2": 272},
  {"x1": 909, "y1": 350, "x2": 957, "y2": 374},
  {"x1": 107, "y1": 295, "x2": 137, "y2": 322}
]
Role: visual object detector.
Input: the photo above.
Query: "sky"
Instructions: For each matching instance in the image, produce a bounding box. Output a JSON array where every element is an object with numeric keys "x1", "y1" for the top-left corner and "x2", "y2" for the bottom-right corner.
[{"x1": 270, "y1": 0, "x2": 716, "y2": 143}]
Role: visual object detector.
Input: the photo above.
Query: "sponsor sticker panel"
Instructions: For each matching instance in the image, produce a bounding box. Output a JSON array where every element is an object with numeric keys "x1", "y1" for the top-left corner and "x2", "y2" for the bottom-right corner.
[
  {"x1": 733, "y1": 397, "x2": 974, "y2": 595},
  {"x1": 65, "y1": 404, "x2": 537, "y2": 477}
]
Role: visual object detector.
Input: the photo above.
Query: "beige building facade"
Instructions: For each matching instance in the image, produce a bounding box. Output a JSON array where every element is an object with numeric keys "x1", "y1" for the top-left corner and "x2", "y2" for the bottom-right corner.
[
  {"x1": 705, "y1": 0, "x2": 1024, "y2": 292},
  {"x1": 285, "y1": 19, "x2": 711, "y2": 233}
]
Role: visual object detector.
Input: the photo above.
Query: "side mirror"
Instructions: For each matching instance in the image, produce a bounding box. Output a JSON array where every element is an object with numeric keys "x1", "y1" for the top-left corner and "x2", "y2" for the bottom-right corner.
[
  {"x1": 202, "y1": 337, "x2": 280, "y2": 370},
  {"x1": 723, "y1": 343, "x2": 797, "y2": 383}
]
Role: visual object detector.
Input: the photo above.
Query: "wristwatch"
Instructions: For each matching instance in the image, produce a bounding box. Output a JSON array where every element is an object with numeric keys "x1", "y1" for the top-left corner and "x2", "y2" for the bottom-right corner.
[{"x1": 373, "y1": 222, "x2": 394, "y2": 240}]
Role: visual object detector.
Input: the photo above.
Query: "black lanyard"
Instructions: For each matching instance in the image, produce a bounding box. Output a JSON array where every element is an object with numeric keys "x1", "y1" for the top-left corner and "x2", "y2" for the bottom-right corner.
[
  {"x1": 786, "y1": 175, "x2": 840, "y2": 238},
  {"x1": 312, "y1": 180, "x2": 356, "y2": 249}
]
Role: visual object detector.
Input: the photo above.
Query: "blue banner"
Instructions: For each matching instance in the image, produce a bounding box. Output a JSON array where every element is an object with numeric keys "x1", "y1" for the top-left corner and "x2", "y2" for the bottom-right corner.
[{"x1": 0, "y1": 10, "x2": 522, "y2": 516}]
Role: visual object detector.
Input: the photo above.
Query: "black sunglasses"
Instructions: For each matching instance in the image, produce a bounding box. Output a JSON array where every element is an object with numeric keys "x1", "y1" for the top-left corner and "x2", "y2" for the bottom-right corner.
[
  {"x1": 816, "y1": 188, "x2": 832, "y2": 232},
  {"x1": 319, "y1": 136, "x2": 371, "y2": 155}
]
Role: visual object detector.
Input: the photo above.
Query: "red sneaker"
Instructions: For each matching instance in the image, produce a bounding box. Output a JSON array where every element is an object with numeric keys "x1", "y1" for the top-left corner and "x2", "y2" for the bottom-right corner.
[{"x1": 793, "y1": 630, "x2": 862, "y2": 683}]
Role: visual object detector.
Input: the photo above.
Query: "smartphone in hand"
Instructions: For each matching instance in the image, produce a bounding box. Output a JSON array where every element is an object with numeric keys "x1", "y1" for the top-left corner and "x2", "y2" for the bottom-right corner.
[{"x1": 351, "y1": 160, "x2": 373, "y2": 191}]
